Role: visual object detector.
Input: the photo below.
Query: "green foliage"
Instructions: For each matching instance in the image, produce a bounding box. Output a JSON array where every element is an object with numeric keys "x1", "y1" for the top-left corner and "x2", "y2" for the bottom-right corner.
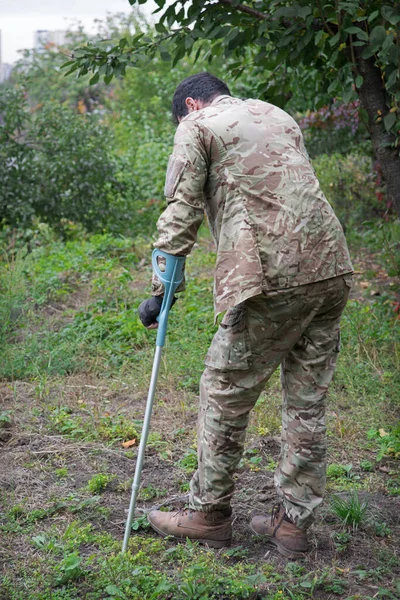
[
  {"x1": 299, "y1": 100, "x2": 371, "y2": 157},
  {"x1": 47, "y1": 403, "x2": 141, "y2": 445},
  {"x1": 50, "y1": 406, "x2": 86, "y2": 439},
  {"x1": 15, "y1": 40, "x2": 105, "y2": 110},
  {"x1": 0, "y1": 246, "x2": 31, "y2": 364},
  {"x1": 327, "y1": 464, "x2": 353, "y2": 480},
  {"x1": 54, "y1": 551, "x2": 84, "y2": 586},
  {"x1": 326, "y1": 463, "x2": 363, "y2": 491},
  {"x1": 55, "y1": 467, "x2": 69, "y2": 479},
  {"x1": 68, "y1": 2, "x2": 400, "y2": 138},
  {"x1": 374, "y1": 522, "x2": 392, "y2": 538},
  {"x1": 312, "y1": 151, "x2": 380, "y2": 227},
  {"x1": 0, "y1": 87, "x2": 37, "y2": 227},
  {"x1": 360, "y1": 460, "x2": 374, "y2": 472},
  {"x1": 0, "y1": 232, "x2": 145, "y2": 379},
  {"x1": 64, "y1": 1, "x2": 400, "y2": 219},
  {"x1": 0, "y1": 87, "x2": 132, "y2": 232},
  {"x1": 331, "y1": 530, "x2": 352, "y2": 553},
  {"x1": 330, "y1": 491, "x2": 369, "y2": 528},
  {"x1": 130, "y1": 515, "x2": 151, "y2": 531},
  {"x1": 139, "y1": 484, "x2": 167, "y2": 501},
  {"x1": 351, "y1": 219, "x2": 400, "y2": 277},
  {"x1": 176, "y1": 450, "x2": 198, "y2": 474},
  {"x1": 86, "y1": 474, "x2": 115, "y2": 494},
  {"x1": 367, "y1": 426, "x2": 400, "y2": 460},
  {"x1": 0, "y1": 411, "x2": 12, "y2": 426}
]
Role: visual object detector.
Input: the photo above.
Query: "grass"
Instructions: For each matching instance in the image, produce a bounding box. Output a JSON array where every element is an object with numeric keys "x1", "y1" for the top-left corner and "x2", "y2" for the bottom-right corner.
[
  {"x1": 330, "y1": 491, "x2": 369, "y2": 529},
  {"x1": 0, "y1": 222, "x2": 399, "y2": 599}
]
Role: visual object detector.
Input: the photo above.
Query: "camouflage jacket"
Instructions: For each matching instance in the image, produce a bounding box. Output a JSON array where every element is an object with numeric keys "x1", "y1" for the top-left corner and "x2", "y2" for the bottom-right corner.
[{"x1": 153, "y1": 95, "x2": 353, "y2": 318}]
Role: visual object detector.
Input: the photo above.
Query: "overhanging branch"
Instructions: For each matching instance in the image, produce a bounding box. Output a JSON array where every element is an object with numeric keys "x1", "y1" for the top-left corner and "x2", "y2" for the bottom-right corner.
[
  {"x1": 218, "y1": 0, "x2": 269, "y2": 21},
  {"x1": 216, "y1": 1, "x2": 327, "y2": 32}
]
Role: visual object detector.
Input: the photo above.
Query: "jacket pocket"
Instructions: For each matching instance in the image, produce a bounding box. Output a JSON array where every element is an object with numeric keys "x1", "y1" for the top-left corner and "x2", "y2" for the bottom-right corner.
[
  {"x1": 164, "y1": 155, "x2": 188, "y2": 198},
  {"x1": 205, "y1": 305, "x2": 252, "y2": 371}
]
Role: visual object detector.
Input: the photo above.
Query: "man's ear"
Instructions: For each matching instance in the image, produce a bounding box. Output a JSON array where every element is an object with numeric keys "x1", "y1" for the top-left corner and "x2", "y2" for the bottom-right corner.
[
  {"x1": 185, "y1": 97, "x2": 197, "y2": 112},
  {"x1": 185, "y1": 97, "x2": 207, "y2": 113}
]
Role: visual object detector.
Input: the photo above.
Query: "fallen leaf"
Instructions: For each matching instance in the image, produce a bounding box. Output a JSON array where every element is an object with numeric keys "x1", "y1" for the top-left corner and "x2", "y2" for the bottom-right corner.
[
  {"x1": 379, "y1": 428, "x2": 390, "y2": 437},
  {"x1": 122, "y1": 439, "x2": 136, "y2": 448},
  {"x1": 360, "y1": 281, "x2": 370, "y2": 288}
]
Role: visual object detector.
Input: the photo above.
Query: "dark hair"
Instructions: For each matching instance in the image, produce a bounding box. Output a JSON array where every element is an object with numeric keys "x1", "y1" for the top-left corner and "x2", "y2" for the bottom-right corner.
[{"x1": 172, "y1": 72, "x2": 231, "y2": 124}]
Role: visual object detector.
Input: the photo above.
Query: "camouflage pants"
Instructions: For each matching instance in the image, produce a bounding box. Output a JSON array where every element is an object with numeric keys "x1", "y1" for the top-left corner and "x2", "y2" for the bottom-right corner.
[{"x1": 189, "y1": 275, "x2": 352, "y2": 529}]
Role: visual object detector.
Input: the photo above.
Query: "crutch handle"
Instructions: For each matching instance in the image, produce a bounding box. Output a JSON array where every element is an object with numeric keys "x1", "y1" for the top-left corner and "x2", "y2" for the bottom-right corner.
[{"x1": 152, "y1": 249, "x2": 185, "y2": 347}]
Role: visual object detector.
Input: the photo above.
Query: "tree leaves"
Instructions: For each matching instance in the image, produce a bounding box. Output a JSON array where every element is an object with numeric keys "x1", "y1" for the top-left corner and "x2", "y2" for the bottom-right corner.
[
  {"x1": 383, "y1": 112, "x2": 396, "y2": 132},
  {"x1": 381, "y1": 4, "x2": 400, "y2": 25},
  {"x1": 89, "y1": 72, "x2": 100, "y2": 85},
  {"x1": 369, "y1": 26, "x2": 387, "y2": 52},
  {"x1": 60, "y1": 0, "x2": 399, "y2": 143}
]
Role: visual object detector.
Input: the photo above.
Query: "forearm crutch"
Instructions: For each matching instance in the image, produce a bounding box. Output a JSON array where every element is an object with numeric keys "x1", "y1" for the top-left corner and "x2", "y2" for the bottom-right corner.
[{"x1": 122, "y1": 249, "x2": 185, "y2": 553}]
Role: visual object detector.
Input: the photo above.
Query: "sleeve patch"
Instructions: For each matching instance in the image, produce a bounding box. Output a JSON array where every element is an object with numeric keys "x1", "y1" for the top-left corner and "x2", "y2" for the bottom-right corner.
[{"x1": 164, "y1": 155, "x2": 189, "y2": 198}]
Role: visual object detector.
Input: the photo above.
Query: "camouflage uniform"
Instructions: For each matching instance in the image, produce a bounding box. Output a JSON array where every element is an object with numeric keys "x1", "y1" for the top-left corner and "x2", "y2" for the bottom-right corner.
[{"x1": 153, "y1": 96, "x2": 353, "y2": 528}]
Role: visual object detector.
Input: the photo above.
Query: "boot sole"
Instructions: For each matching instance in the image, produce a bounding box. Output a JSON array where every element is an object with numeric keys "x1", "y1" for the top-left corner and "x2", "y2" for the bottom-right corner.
[
  {"x1": 249, "y1": 523, "x2": 307, "y2": 559},
  {"x1": 148, "y1": 519, "x2": 231, "y2": 549}
]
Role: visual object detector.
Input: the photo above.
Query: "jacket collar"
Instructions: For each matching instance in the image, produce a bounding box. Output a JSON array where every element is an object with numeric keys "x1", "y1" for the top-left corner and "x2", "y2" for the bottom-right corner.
[{"x1": 210, "y1": 95, "x2": 238, "y2": 106}]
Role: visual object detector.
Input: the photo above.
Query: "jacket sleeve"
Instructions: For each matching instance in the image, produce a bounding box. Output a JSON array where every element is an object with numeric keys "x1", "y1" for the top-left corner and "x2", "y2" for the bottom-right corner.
[{"x1": 152, "y1": 119, "x2": 208, "y2": 295}]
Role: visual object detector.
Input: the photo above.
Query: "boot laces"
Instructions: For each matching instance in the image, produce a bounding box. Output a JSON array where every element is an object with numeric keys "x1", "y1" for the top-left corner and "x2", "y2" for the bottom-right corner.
[
  {"x1": 270, "y1": 502, "x2": 283, "y2": 526},
  {"x1": 171, "y1": 507, "x2": 192, "y2": 518}
]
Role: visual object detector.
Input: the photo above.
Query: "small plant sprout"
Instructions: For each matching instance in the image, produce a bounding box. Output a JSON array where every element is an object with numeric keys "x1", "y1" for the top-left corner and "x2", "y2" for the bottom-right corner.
[
  {"x1": 331, "y1": 530, "x2": 352, "y2": 553},
  {"x1": 86, "y1": 474, "x2": 115, "y2": 494},
  {"x1": 360, "y1": 460, "x2": 374, "y2": 472},
  {"x1": 176, "y1": 450, "x2": 198, "y2": 474}
]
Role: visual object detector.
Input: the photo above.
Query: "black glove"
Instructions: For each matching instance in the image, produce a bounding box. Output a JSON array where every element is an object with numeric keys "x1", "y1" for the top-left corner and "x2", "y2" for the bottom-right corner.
[{"x1": 138, "y1": 296, "x2": 177, "y2": 327}]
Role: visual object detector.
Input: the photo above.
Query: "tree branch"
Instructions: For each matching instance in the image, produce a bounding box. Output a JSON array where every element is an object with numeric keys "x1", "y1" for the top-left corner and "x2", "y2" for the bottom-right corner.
[
  {"x1": 315, "y1": 0, "x2": 336, "y2": 36},
  {"x1": 217, "y1": 1, "x2": 329, "y2": 32},
  {"x1": 218, "y1": 0, "x2": 268, "y2": 21}
]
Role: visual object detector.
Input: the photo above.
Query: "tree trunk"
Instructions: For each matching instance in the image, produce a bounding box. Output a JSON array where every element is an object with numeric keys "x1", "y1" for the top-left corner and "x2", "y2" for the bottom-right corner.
[{"x1": 354, "y1": 50, "x2": 400, "y2": 217}]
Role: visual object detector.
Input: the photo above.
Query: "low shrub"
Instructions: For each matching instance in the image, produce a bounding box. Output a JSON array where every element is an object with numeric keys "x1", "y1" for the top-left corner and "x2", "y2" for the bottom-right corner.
[{"x1": 313, "y1": 152, "x2": 381, "y2": 229}]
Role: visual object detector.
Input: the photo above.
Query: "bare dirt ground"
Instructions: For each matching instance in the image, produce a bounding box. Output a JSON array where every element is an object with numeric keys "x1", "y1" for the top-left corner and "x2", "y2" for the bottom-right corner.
[{"x1": 1, "y1": 373, "x2": 399, "y2": 599}]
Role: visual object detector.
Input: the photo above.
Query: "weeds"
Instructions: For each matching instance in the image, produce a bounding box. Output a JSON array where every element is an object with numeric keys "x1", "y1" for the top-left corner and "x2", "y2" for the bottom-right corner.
[
  {"x1": 327, "y1": 464, "x2": 353, "y2": 479},
  {"x1": 54, "y1": 551, "x2": 84, "y2": 586},
  {"x1": 55, "y1": 467, "x2": 69, "y2": 479},
  {"x1": 330, "y1": 491, "x2": 369, "y2": 529},
  {"x1": 331, "y1": 531, "x2": 352, "y2": 553},
  {"x1": 87, "y1": 474, "x2": 115, "y2": 494},
  {"x1": 360, "y1": 460, "x2": 374, "y2": 472},
  {"x1": 374, "y1": 522, "x2": 392, "y2": 537},
  {"x1": 176, "y1": 450, "x2": 198, "y2": 474},
  {"x1": 138, "y1": 484, "x2": 167, "y2": 501},
  {"x1": 367, "y1": 426, "x2": 400, "y2": 460}
]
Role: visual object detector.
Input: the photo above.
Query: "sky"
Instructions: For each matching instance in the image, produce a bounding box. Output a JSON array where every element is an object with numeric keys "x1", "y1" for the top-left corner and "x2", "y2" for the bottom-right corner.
[{"x1": 0, "y1": 0, "x2": 156, "y2": 64}]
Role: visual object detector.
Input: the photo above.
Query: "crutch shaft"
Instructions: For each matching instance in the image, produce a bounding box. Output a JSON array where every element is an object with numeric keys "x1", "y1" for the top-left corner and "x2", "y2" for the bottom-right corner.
[{"x1": 122, "y1": 345, "x2": 163, "y2": 552}]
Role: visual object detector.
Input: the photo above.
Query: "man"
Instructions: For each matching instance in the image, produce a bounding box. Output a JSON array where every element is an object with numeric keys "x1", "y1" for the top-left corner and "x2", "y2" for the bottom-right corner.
[{"x1": 138, "y1": 72, "x2": 353, "y2": 558}]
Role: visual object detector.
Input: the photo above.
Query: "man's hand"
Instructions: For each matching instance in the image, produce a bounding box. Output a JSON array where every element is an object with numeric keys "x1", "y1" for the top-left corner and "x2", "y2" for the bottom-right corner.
[{"x1": 138, "y1": 296, "x2": 177, "y2": 329}]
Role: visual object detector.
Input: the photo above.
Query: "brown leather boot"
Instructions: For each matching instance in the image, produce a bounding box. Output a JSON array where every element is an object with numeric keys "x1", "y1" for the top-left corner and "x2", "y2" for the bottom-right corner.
[
  {"x1": 148, "y1": 507, "x2": 232, "y2": 548},
  {"x1": 250, "y1": 504, "x2": 309, "y2": 558}
]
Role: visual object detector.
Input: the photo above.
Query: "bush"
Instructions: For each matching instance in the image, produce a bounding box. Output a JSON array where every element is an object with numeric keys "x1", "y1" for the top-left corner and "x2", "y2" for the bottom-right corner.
[
  {"x1": 0, "y1": 87, "x2": 134, "y2": 233},
  {"x1": 299, "y1": 99, "x2": 370, "y2": 157},
  {"x1": 0, "y1": 87, "x2": 38, "y2": 227},
  {"x1": 312, "y1": 152, "x2": 380, "y2": 228}
]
